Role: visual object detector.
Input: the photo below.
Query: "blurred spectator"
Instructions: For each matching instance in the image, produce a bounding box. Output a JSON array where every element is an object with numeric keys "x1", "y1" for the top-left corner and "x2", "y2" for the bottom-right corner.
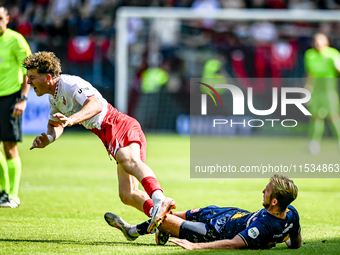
[
  {"x1": 36, "y1": 0, "x2": 49, "y2": 8},
  {"x1": 150, "y1": 18, "x2": 181, "y2": 60},
  {"x1": 317, "y1": 0, "x2": 340, "y2": 9},
  {"x1": 68, "y1": 5, "x2": 95, "y2": 36},
  {"x1": 172, "y1": 0, "x2": 195, "y2": 7},
  {"x1": 47, "y1": 0, "x2": 80, "y2": 21},
  {"x1": 86, "y1": 0, "x2": 105, "y2": 14},
  {"x1": 16, "y1": 12, "x2": 32, "y2": 38},
  {"x1": 201, "y1": 59, "x2": 228, "y2": 95},
  {"x1": 230, "y1": 20, "x2": 299, "y2": 93},
  {"x1": 319, "y1": 22, "x2": 332, "y2": 36},
  {"x1": 31, "y1": 4, "x2": 46, "y2": 33},
  {"x1": 220, "y1": 0, "x2": 246, "y2": 8},
  {"x1": 141, "y1": 66, "x2": 169, "y2": 93},
  {"x1": 95, "y1": 14, "x2": 114, "y2": 37},
  {"x1": 47, "y1": 17, "x2": 69, "y2": 45},
  {"x1": 250, "y1": 21, "x2": 280, "y2": 92},
  {"x1": 67, "y1": 35, "x2": 95, "y2": 63},
  {"x1": 133, "y1": 60, "x2": 169, "y2": 129},
  {"x1": 67, "y1": 35, "x2": 96, "y2": 79},
  {"x1": 127, "y1": 17, "x2": 144, "y2": 45},
  {"x1": 245, "y1": 0, "x2": 288, "y2": 8},
  {"x1": 271, "y1": 40, "x2": 298, "y2": 71},
  {"x1": 288, "y1": 0, "x2": 316, "y2": 9},
  {"x1": 245, "y1": 0, "x2": 269, "y2": 8},
  {"x1": 250, "y1": 21, "x2": 278, "y2": 43},
  {"x1": 304, "y1": 33, "x2": 340, "y2": 154},
  {"x1": 6, "y1": 5, "x2": 20, "y2": 30},
  {"x1": 191, "y1": 0, "x2": 220, "y2": 29},
  {"x1": 46, "y1": 16, "x2": 69, "y2": 58},
  {"x1": 267, "y1": 0, "x2": 288, "y2": 8}
]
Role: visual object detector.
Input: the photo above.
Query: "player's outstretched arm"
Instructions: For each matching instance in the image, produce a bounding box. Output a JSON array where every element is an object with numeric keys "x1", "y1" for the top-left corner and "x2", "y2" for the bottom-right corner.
[
  {"x1": 285, "y1": 233, "x2": 302, "y2": 249},
  {"x1": 30, "y1": 120, "x2": 64, "y2": 150},
  {"x1": 53, "y1": 96, "x2": 102, "y2": 127},
  {"x1": 169, "y1": 235, "x2": 245, "y2": 250}
]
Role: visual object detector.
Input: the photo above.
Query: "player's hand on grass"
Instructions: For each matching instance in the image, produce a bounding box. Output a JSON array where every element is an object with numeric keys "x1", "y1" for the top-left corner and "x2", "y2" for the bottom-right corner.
[
  {"x1": 53, "y1": 113, "x2": 74, "y2": 127},
  {"x1": 169, "y1": 239, "x2": 198, "y2": 250},
  {"x1": 30, "y1": 133, "x2": 50, "y2": 150}
]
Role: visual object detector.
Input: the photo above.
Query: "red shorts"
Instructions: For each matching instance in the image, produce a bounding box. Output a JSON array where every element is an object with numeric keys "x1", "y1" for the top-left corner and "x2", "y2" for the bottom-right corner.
[{"x1": 89, "y1": 104, "x2": 147, "y2": 163}]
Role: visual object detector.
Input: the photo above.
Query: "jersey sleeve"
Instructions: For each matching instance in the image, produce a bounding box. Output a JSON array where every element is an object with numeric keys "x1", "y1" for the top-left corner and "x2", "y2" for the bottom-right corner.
[
  {"x1": 72, "y1": 82, "x2": 97, "y2": 106},
  {"x1": 237, "y1": 220, "x2": 271, "y2": 249},
  {"x1": 14, "y1": 33, "x2": 31, "y2": 75},
  {"x1": 287, "y1": 206, "x2": 301, "y2": 237},
  {"x1": 330, "y1": 48, "x2": 340, "y2": 61}
]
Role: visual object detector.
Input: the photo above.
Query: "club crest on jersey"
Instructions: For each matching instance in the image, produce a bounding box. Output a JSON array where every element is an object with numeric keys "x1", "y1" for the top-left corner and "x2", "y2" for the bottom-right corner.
[
  {"x1": 248, "y1": 227, "x2": 260, "y2": 239},
  {"x1": 108, "y1": 141, "x2": 114, "y2": 154},
  {"x1": 61, "y1": 96, "x2": 66, "y2": 105}
]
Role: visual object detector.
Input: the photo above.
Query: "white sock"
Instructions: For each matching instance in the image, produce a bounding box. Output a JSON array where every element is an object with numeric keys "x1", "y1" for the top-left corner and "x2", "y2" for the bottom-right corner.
[
  {"x1": 128, "y1": 225, "x2": 140, "y2": 236},
  {"x1": 151, "y1": 190, "x2": 166, "y2": 205}
]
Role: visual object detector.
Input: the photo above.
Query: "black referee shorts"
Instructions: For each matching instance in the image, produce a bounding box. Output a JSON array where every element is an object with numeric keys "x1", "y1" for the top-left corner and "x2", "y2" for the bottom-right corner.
[{"x1": 0, "y1": 91, "x2": 22, "y2": 142}]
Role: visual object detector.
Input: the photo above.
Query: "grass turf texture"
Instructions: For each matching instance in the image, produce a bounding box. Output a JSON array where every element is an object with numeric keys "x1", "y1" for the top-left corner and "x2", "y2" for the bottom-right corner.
[{"x1": 0, "y1": 133, "x2": 339, "y2": 254}]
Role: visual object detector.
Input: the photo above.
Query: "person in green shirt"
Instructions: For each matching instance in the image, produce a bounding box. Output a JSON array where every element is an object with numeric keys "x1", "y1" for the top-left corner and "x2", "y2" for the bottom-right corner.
[
  {"x1": 304, "y1": 33, "x2": 340, "y2": 155},
  {"x1": 0, "y1": 6, "x2": 31, "y2": 208}
]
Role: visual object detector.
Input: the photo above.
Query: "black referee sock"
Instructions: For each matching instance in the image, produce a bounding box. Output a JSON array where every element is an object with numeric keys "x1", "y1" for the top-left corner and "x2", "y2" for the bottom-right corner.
[{"x1": 137, "y1": 220, "x2": 151, "y2": 235}]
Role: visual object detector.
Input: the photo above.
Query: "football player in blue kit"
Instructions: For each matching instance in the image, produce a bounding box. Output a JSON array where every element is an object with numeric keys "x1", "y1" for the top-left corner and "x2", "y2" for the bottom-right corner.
[{"x1": 104, "y1": 174, "x2": 302, "y2": 250}]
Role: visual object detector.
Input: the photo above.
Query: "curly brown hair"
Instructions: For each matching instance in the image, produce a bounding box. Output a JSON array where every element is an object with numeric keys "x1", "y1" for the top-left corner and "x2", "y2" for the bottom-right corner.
[{"x1": 23, "y1": 51, "x2": 61, "y2": 78}]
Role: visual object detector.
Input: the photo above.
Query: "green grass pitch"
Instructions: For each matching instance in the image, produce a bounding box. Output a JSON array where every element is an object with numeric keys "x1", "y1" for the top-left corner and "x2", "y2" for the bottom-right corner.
[{"x1": 0, "y1": 133, "x2": 339, "y2": 254}]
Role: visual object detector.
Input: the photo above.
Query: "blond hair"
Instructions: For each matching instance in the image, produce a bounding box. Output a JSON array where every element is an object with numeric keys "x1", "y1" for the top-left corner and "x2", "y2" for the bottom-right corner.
[
  {"x1": 270, "y1": 174, "x2": 298, "y2": 211},
  {"x1": 23, "y1": 51, "x2": 61, "y2": 78}
]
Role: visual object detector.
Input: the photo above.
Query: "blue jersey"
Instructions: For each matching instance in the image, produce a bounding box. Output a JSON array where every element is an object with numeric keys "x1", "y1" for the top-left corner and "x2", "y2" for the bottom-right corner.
[{"x1": 186, "y1": 205, "x2": 300, "y2": 249}]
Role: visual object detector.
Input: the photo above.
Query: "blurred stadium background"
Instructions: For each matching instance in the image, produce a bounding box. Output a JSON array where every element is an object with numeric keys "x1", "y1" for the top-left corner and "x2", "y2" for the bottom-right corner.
[{"x1": 3, "y1": 0, "x2": 340, "y2": 135}]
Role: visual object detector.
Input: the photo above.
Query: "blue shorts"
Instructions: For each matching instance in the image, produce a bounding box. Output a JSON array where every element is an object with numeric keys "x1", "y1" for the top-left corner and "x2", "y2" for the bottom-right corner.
[
  {"x1": 179, "y1": 206, "x2": 229, "y2": 243},
  {"x1": 179, "y1": 219, "x2": 220, "y2": 243},
  {"x1": 180, "y1": 206, "x2": 250, "y2": 243}
]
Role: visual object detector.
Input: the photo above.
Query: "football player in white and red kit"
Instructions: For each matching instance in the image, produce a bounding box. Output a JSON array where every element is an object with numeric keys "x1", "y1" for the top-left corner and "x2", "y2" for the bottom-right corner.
[{"x1": 23, "y1": 51, "x2": 175, "y2": 232}]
